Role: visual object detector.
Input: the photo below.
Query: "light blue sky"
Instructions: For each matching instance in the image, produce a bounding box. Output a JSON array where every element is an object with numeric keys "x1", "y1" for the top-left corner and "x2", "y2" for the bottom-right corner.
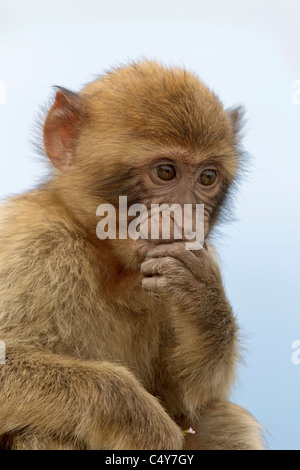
[{"x1": 0, "y1": 0, "x2": 299, "y2": 450}]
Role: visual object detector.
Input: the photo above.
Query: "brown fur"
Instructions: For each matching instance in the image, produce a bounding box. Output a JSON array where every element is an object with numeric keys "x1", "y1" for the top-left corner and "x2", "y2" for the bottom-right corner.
[{"x1": 0, "y1": 60, "x2": 264, "y2": 450}]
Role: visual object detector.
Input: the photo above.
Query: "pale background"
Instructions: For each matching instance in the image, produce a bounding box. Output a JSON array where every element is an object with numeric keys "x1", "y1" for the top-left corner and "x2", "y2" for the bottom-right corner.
[{"x1": 0, "y1": 0, "x2": 299, "y2": 450}]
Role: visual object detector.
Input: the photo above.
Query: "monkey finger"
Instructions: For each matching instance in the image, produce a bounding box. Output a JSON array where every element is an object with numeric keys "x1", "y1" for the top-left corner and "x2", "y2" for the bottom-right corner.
[
  {"x1": 145, "y1": 243, "x2": 204, "y2": 277},
  {"x1": 140, "y1": 276, "x2": 167, "y2": 294},
  {"x1": 140, "y1": 256, "x2": 185, "y2": 278}
]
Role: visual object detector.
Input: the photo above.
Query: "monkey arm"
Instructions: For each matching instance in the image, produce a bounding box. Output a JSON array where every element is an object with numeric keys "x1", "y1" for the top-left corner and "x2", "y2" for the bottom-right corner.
[
  {"x1": 164, "y1": 310, "x2": 266, "y2": 449},
  {"x1": 140, "y1": 243, "x2": 264, "y2": 450},
  {"x1": 140, "y1": 242, "x2": 238, "y2": 409},
  {"x1": 0, "y1": 345, "x2": 183, "y2": 450},
  {"x1": 166, "y1": 287, "x2": 237, "y2": 411}
]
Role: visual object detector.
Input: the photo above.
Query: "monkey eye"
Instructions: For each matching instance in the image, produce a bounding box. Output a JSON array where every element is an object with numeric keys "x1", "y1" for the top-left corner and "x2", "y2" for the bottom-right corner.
[
  {"x1": 156, "y1": 165, "x2": 176, "y2": 181},
  {"x1": 199, "y1": 169, "x2": 217, "y2": 186}
]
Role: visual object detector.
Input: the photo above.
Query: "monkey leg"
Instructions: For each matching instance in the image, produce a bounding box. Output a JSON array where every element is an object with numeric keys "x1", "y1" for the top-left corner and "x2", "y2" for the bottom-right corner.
[{"x1": 180, "y1": 401, "x2": 265, "y2": 450}]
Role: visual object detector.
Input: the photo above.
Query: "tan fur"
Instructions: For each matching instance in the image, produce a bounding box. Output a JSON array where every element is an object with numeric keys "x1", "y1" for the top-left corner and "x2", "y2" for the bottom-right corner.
[{"x1": 0, "y1": 60, "x2": 264, "y2": 450}]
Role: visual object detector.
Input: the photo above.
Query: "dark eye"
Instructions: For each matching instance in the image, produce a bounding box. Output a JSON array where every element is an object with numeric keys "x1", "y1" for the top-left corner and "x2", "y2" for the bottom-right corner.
[
  {"x1": 156, "y1": 165, "x2": 176, "y2": 181},
  {"x1": 199, "y1": 169, "x2": 217, "y2": 186}
]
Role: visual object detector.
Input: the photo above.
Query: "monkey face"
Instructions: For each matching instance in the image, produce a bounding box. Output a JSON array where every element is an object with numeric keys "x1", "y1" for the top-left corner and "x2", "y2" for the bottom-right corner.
[{"x1": 130, "y1": 150, "x2": 229, "y2": 239}]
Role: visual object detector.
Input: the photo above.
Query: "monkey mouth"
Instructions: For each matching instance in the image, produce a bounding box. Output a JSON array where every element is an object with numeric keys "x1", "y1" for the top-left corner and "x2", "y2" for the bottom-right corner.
[{"x1": 96, "y1": 196, "x2": 205, "y2": 251}]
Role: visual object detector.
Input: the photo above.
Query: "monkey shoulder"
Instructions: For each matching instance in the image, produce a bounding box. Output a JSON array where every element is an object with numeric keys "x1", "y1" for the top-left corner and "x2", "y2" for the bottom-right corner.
[
  {"x1": 0, "y1": 189, "x2": 99, "y2": 339},
  {"x1": 0, "y1": 188, "x2": 91, "y2": 260}
]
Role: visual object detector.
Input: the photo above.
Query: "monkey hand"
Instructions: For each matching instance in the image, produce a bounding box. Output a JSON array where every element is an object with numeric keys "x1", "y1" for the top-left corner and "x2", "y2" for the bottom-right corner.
[
  {"x1": 78, "y1": 365, "x2": 184, "y2": 450},
  {"x1": 139, "y1": 241, "x2": 227, "y2": 314}
]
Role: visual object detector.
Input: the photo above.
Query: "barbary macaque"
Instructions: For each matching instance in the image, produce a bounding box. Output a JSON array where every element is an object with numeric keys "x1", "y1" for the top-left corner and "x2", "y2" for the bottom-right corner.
[{"x1": 0, "y1": 60, "x2": 264, "y2": 450}]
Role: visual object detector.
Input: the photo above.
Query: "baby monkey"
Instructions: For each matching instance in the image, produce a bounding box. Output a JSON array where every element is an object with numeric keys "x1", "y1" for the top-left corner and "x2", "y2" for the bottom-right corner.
[{"x1": 0, "y1": 60, "x2": 264, "y2": 450}]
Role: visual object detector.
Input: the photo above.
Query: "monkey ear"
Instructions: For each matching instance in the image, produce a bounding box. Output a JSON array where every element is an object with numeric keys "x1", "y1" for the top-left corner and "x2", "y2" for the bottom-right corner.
[
  {"x1": 43, "y1": 89, "x2": 82, "y2": 171},
  {"x1": 226, "y1": 106, "x2": 245, "y2": 137}
]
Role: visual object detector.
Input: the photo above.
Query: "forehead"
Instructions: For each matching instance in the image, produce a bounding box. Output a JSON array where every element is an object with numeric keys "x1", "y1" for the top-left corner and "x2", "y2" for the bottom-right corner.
[{"x1": 81, "y1": 62, "x2": 236, "y2": 154}]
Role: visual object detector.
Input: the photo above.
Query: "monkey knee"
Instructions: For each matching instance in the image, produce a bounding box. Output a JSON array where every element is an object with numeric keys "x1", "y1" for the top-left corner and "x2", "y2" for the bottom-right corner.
[{"x1": 195, "y1": 401, "x2": 265, "y2": 450}]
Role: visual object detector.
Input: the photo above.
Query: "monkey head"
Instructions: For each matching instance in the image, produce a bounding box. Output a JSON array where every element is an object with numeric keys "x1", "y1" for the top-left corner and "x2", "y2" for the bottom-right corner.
[{"x1": 43, "y1": 60, "x2": 244, "y2": 264}]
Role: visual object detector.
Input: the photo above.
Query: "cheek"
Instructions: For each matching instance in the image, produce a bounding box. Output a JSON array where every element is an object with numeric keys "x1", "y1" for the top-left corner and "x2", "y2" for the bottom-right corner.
[{"x1": 193, "y1": 187, "x2": 225, "y2": 230}]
